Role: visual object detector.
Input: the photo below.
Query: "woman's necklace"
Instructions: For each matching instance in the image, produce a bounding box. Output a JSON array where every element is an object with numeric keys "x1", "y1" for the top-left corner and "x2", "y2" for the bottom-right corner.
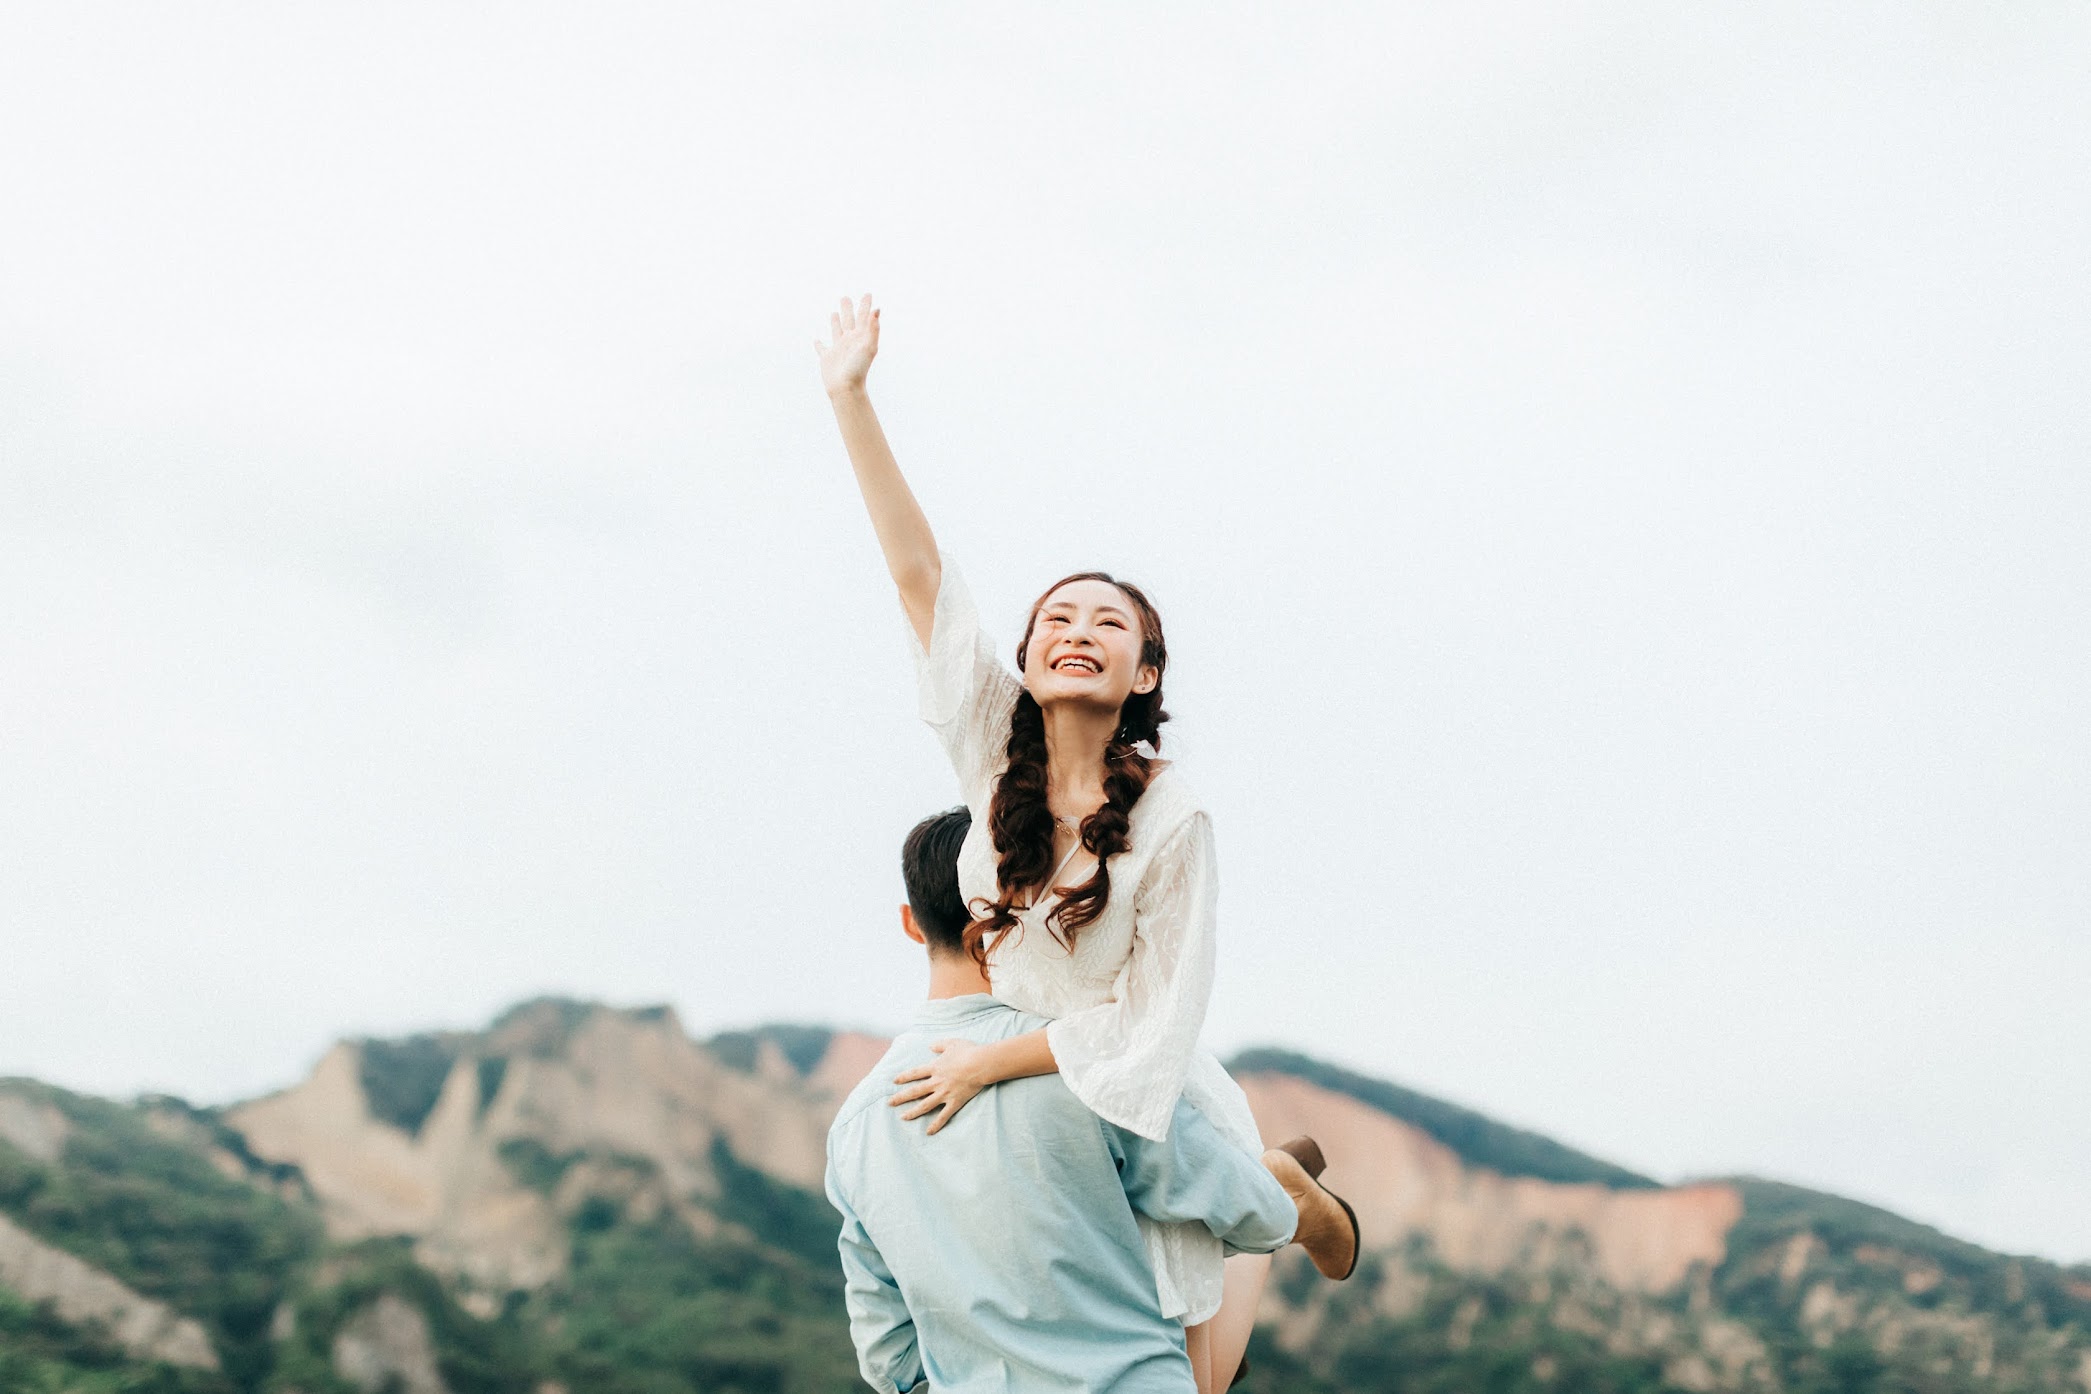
[
  {"x1": 1047, "y1": 816, "x2": 1087, "y2": 892},
  {"x1": 1051, "y1": 812, "x2": 1086, "y2": 875}
]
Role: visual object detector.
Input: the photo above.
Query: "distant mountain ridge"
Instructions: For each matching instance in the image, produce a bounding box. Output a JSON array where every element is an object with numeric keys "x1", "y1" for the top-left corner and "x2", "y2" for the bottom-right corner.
[
  {"x1": 1, "y1": 997, "x2": 2086, "y2": 1394},
  {"x1": 1227, "y1": 1045, "x2": 1660, "y2": 1189}
]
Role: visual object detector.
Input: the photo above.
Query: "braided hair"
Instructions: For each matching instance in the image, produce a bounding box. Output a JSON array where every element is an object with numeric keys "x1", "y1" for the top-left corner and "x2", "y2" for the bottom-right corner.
[{"x1": 963, "y1": 572, "x2": 1170, "y2": 971}]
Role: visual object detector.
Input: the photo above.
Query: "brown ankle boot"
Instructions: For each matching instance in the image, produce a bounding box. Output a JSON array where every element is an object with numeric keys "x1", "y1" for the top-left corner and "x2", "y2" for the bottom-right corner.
[{"x1": 1262, "y1": 1135, "x2": 1360, "y2": 1280}]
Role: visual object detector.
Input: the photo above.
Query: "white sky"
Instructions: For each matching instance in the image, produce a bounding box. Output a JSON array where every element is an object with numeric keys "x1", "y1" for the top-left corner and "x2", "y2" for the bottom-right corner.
[{"x1": 1, "y1": 5, "x2": 2086, "y2": 1265}]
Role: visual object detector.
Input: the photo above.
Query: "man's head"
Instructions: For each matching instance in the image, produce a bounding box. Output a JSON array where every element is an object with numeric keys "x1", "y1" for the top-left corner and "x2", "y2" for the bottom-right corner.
[{"x1": 901, "y1": 806, "x2": 973, "y2": 957}]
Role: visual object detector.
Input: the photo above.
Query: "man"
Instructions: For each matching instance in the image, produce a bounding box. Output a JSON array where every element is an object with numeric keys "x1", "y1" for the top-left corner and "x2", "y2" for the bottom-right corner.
[{"x1": 825, "y1": 807, "x2": 1356, "y2": 1394}]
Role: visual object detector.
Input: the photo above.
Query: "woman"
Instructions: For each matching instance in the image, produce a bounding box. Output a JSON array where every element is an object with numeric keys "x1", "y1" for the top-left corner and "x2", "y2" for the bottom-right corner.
[{"x1": 814, "y1": 293, "x2": 1356, "y2": 1393}]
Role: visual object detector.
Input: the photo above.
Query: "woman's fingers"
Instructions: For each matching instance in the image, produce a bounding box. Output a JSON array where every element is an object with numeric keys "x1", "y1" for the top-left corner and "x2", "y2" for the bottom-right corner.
[
  {"x1": 838, "y1": 296, "x2": 856, "y2": 333},
  {"x1": 894, "y1": 1086, "x2": 970, "y2": 1131},
  {"x1": 890, "y1": 1080, "x2": 934, "y2": 1104},
  {"x1": 899, "y1": 1093, "x2": 949, "y2": 1123}
]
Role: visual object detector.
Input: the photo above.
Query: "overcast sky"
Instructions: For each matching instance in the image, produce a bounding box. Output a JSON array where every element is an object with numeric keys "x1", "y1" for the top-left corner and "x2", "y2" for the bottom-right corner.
[{"x1": 2, "y1": 5, "x2": 2086, "y2": 1266}]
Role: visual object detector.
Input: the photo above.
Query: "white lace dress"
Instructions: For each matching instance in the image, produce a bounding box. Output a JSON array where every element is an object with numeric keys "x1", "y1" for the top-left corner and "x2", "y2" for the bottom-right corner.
[{"x1": 908, "y1": 556, "x2": 1265, "y2": 1326}]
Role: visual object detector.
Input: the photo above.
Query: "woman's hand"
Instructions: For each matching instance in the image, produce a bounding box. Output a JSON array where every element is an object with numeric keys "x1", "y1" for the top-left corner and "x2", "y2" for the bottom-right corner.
[
  {"x1": 890, "y1": 1037, "x2": 993, "y2": 1135},
  {"x1": 817, "y1": 290, "x2": 938, "y2": 641},
  {"x1": 815, "y1": 292, "x2": 880, "y2": 398}
]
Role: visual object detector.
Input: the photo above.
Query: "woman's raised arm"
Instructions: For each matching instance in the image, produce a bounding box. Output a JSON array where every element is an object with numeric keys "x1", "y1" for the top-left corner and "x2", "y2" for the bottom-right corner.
[{"x1": 816, "y1": 293, "x2": 940, "y2": 647}]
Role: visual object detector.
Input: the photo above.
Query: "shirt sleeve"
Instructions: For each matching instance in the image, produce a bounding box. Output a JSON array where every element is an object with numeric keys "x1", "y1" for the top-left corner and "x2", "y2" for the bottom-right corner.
[
  {"x1": 904, "y1": 553, "x2": 1023, "y2": 811},
  {"x1": 1046, "y1": 811, "x2": 1219, "y2": 1141},
  {"x1": 1108, "y1": 1099, "x2": 1298, "y2": 1255},
  {"x1": 827, "y1": 1162, "x2": 926, "y2": 1394}
]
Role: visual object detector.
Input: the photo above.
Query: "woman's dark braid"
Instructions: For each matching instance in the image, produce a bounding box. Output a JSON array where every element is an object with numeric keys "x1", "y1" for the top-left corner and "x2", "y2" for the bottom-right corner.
[{"x1": 963, "y1": 573, "x2": 1169, "y2": 973}]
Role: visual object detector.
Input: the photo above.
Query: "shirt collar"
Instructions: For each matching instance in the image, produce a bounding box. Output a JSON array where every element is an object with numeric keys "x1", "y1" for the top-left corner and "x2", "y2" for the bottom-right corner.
[{"x1": 911, "y1": 994, "x2": 1009, "y2": 1029}]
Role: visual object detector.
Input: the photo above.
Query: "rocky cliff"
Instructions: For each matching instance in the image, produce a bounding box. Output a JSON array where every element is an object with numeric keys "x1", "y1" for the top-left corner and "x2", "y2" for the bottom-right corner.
[{"x1": 2, "y1": 999, "x2": 2086, "y2": 1394}]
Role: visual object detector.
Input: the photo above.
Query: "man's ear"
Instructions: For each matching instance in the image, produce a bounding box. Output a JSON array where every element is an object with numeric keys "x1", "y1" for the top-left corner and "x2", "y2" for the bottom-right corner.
[{"x1": 900, "y1": 904, "x2": 926, "y2": 946}]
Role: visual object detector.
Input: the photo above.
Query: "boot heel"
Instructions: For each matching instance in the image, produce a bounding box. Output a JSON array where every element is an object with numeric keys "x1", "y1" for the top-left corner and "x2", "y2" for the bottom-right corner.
[{"x1": 1275, "y1": 1135, "x2": 1326, "y2": 1179}]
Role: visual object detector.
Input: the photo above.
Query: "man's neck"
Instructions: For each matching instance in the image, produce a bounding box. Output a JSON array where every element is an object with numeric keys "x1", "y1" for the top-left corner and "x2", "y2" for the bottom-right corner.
[{"x1": 925, "y1": 952, "x2": 993, "y2": 1000}]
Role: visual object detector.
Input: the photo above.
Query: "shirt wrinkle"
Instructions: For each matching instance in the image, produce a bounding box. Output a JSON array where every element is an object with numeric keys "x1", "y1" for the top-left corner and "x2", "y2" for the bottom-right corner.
[{"x1": 828, "y1": 1003, "x2": 1294, "y2": 1392}]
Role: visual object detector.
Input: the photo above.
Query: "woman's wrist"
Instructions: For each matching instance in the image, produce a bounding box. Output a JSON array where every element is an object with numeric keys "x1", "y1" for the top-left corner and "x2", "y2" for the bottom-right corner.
[
  {"x1": 979, "y1": 1030, "x2": 1058, "y2": 1086},
  {"x1": 970, "y1": 1037, "x2": 1021, "y2": 1087}
]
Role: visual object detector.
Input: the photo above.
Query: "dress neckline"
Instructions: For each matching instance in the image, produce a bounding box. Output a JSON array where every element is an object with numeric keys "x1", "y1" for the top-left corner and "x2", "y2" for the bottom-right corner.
[{"x1": 1047, "y1": 837, "x2": 1085, "y2": 887}]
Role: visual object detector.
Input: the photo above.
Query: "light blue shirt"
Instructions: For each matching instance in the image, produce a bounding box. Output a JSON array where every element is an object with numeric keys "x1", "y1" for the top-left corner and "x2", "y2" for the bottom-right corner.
[{"x1": 824, "y1": 995, "x2": 1297, "y2": 1394}]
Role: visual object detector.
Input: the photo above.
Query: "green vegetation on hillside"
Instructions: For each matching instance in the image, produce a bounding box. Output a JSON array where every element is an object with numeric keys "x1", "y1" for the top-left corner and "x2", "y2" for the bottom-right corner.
[
  {"x1": 707, "y1": 1025, "x2": 836, "y2": 1078},
  {"x1": 474, "y1": 1056, "x2": 507, "y2": 1114},
  {"x1": 486, "y1": 997, "x2": 599, "y2": 1056},
  {"x1": 519, "y1": 1192, "x2": 858, "y2": 1394},
  {"x1": 483, "y1": 1131, "x2": 855, "y2": 1391},
  {"x1": 1228, "y1": 1047, "x2": 1659, "y2": 1189},
  {"x1": 707, "y1": 1139, "x2": 843, "y2": 1271},
  {"x1": 483, "y1": 997, "x2": 677, "y2": 1059},
  {"x1": 1724, "y1": 1177, "x2": 2066, "y2": 1290},
  {"x1": 269, "y1": 1238, "x2": 537, "y2": 1394},
  {"x1": 1710, "y1": 1177, "x2": 2091, "y2": 1391},
  {"x1": 0, "y1": 1082, "x2": 319, "y2": 1392},
  {"x1": 1240, "y1": 1246, "x2": 1691, "y2": 1394},
  {"x1": 1723, "y1": 1174, "x2": 2091, "y2": 1323},
  {"x1": 354, "y1": 1034, "x2": 464, "y2": 1136},
  {"x1": 0, "y1": 1285, "x2": 230, "y2": 1394},
  {"x1": 496, "y1": 1137, "x2": 585, "y2": 1194},
  {"x1": 10, "y1": 1009, "x2": 2089, "y2": 1394}
]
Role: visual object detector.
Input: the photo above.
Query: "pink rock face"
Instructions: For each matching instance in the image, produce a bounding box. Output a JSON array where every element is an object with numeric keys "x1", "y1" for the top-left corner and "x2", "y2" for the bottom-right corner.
[
  {"x1": 800, "y1": 1039, "x2": 1745, "y2": 1296},
  {"x1": 807, "y1": 1032, "x2": 897, "y2": 1103},
  {"x1": 1236, "y1": 1073, "x2": 1743, "y2": 1294},
  {"x1": 229, "y1": 1010, "x2": 1745, "y2": 1304}
]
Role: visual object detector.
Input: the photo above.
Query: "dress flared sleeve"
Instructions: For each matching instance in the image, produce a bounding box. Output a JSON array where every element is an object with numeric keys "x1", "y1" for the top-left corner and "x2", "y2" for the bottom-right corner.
[
  {"x1": 1046, "y1": 811, "x2": 1219, "y2": 1141},
  {"x1": 906, "y1": 554, "x2": 1023, "y2": 809}
]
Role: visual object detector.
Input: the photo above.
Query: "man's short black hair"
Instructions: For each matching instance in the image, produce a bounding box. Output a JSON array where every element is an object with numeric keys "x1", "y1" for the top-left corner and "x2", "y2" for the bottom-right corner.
[{"x1": 902, "y1": 807, "x2": 973, "y2": 955}]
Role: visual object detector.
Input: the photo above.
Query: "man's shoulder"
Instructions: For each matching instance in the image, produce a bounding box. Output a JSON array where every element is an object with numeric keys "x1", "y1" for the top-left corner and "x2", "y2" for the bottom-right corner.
[
  {"x1": 829, "y1": 1042, "x2": 907, "y2": 1138},
  {"x1": 825, "y1": 1001, "x2": 1056, "y2": 1141}
]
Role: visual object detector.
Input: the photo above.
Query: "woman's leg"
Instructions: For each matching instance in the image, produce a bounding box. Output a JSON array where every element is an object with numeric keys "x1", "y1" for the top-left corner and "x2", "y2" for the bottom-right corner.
[
  {"x1": 1205, "y1": 1253, "x2": 1273, "y2": 1387},
  {"x1": 1183, "y1": 1317, "x2": 1214, "y2": 1394},
  {"x1": 1189, "y1": 1137, "x2": 1355, "y2": 1388}
]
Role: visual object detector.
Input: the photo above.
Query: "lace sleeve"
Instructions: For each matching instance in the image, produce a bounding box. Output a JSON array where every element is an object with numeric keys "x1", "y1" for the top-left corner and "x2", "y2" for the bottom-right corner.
[
  {"x1": 1045, "y1": 812, "x2": 1218, "y2": 1141},
  {"x1": 905, "y1": 554, "x2": 1022, "y2": 809}
]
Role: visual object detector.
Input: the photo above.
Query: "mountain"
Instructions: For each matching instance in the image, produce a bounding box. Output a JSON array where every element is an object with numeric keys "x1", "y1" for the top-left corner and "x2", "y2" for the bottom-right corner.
[{"x1": 1, "y1": 998, "x2": 2086, "y2": 1394}]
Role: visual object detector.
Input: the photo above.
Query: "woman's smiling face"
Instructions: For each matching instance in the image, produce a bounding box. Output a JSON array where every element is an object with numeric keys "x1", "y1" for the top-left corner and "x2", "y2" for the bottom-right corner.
[{"x1": 1019, "y1": 577, "x2": 1159, "y2": 714}]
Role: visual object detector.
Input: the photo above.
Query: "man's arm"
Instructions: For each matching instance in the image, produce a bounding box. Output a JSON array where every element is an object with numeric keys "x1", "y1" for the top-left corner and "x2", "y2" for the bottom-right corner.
[
  {"x1": 1108, "y1": 1099, "x2": 1298, "y2": 1255},
  {"x1": 827, "y1": 1165, "x2": 926, "y2": 1393}
]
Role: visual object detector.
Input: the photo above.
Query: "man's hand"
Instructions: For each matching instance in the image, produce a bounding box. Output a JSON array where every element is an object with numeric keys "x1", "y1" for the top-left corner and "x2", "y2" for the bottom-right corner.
[{"x1": 890, "y1": 1038, "x2": 991, "y2": 1136}]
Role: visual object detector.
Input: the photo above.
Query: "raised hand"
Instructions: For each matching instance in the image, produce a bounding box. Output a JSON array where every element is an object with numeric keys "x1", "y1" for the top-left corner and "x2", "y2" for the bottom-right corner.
[
  {"x1": 817, "y1": 290, "x2": 939, "y2": 643},
  {"x1": 815, "y1": 293, "x2": 880, "y2": 398}
]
